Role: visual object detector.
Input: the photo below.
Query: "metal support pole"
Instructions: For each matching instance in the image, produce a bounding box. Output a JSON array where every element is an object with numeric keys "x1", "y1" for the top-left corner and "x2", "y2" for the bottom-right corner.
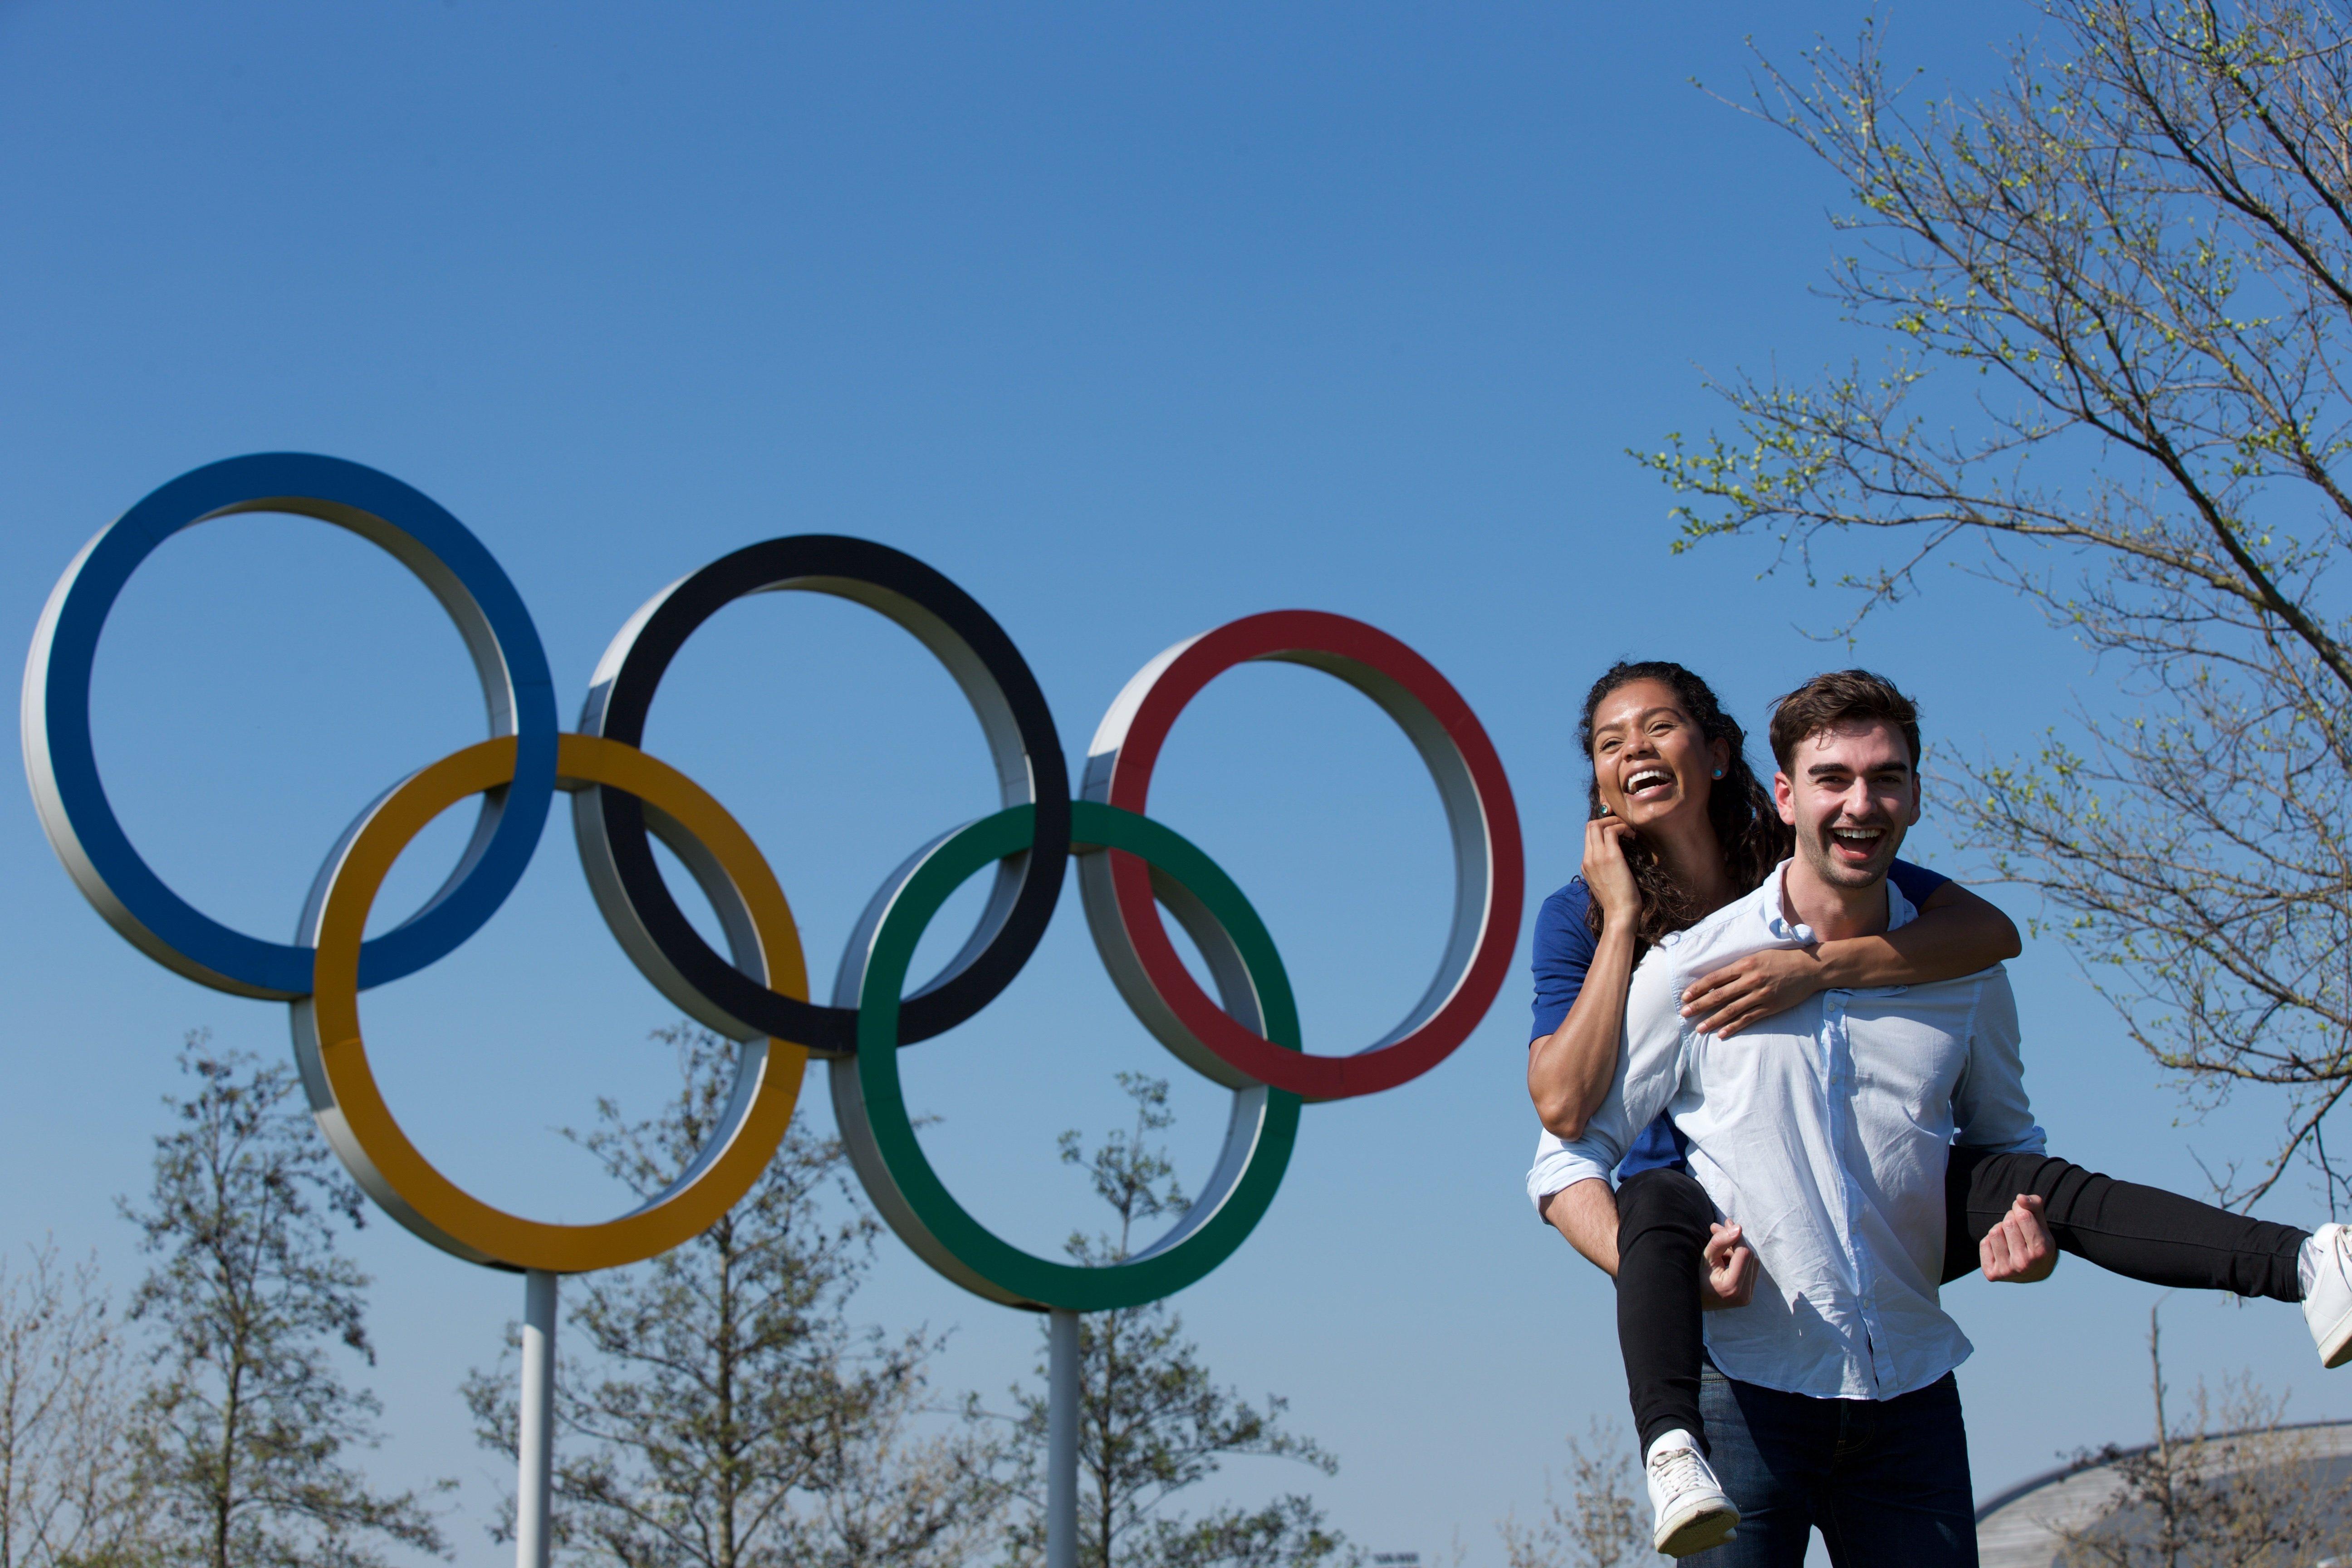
[
  {"x1": 1047, "y1": 1308, "x2": 1080, "y2": 1568},
  {"x1": 517, "y1": 1269, "x2": 558, "y2": 1568}
]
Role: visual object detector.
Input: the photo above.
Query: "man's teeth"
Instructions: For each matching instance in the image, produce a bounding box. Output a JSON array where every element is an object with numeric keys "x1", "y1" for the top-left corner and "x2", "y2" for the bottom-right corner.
[{"x1": 1831, "y1": 827, "x2": 1883, "y2": 841}]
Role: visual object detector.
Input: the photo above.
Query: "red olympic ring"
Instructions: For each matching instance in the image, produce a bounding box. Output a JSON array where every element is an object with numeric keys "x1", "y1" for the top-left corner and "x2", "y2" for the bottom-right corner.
[{"x1": 1081, "y1": 610, "x2": 1523, "y2": 1102}]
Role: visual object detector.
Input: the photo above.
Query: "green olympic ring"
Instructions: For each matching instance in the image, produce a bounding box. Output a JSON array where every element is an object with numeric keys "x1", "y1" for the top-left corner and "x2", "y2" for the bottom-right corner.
[{"x1": 831, "y1": 800, "x2": 1302, "y2": 1311}]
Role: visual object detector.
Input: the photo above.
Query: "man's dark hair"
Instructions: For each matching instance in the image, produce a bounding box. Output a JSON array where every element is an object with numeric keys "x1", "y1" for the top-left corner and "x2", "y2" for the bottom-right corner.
[{"x1": 1768, "y1": 670, "x2": 1923, "y2": 772}]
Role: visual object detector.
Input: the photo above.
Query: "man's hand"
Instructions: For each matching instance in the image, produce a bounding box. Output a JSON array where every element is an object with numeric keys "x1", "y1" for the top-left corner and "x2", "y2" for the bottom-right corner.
[
  {"x1": 1980, "y1": 1193, "x2": 2058, "y2": 1283},
  {"x1": 1681, "y1": 948, "x2": 1826, "y2": 1037},
  {"x1": 1700, "y1": 1221, "x2": 1757, "y2": 1310}
]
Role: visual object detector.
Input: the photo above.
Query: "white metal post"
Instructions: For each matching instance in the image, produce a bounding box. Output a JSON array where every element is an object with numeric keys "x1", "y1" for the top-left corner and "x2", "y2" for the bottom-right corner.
[
  {"x1": 1047, "y1": 1308, "x2": 1080, "y2": 1568},
  {"x1": 517, "y1": 1269, "x2": 558, "y2": 1568}
]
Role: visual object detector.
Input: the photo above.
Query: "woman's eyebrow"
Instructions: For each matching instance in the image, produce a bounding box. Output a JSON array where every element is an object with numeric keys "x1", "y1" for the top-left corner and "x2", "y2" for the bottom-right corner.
[{"x1": 1598, "y1": 706, "x2": 1680, "y2": 732}]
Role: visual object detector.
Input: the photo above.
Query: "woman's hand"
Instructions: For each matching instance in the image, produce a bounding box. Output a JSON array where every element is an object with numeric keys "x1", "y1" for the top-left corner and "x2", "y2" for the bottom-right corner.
[
  {"x1": 1700, "y1": 1221, "x2": 1756, "y2": 1310},
  {"x1": 1582, "y1": 817, "x2": 1642, "y2": 928},
  {"x1": 1681, "y1": 947, "x2": 1826, "y2": 1037}
]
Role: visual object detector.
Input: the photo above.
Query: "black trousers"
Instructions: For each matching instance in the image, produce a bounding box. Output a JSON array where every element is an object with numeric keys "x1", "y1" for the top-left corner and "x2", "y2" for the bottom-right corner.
[{"x1": 1613, "y1": 1152, "x2": 2309, "y2": 1459}]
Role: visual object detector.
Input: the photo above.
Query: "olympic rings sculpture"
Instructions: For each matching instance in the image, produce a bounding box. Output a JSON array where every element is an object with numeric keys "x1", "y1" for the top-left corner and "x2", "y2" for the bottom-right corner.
[{"x1": 24, "y1": 454, "x2": 1523, "y2": 1310}]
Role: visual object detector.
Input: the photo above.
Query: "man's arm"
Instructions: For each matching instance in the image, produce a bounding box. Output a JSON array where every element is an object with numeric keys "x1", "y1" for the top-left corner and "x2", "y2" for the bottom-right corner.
[
  {"x1": 1541, "y1": 1177, "x2": 1622, "y2": 1273},
  {"x1": 1949, "y1": 971, "x2": 2059, "y2": 1283},
  {"x1": 1950, "y1": 970, "x2": 2045, "y2": 1156}
]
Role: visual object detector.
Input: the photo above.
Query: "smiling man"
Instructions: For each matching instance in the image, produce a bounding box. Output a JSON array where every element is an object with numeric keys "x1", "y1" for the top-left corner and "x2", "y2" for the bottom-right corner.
[
  {"x1": 1528, "y1": 669, "x2": 2352, "y2": 1565},
  {"x1": 1560, "y1": 670, "x2": 2043, "y2": 1563}
]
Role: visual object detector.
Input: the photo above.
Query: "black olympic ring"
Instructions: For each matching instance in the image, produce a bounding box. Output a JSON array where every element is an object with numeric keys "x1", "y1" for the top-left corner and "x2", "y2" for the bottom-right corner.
[{"x1": 573, "y1": 535, "x2": 1072, "y2": 1055}]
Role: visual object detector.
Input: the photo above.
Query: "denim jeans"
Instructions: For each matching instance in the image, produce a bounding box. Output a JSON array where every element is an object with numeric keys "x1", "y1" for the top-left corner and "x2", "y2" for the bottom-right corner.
[{"x1": 1690, "y1": 1363, "x2": 1977, "y2": 1568}]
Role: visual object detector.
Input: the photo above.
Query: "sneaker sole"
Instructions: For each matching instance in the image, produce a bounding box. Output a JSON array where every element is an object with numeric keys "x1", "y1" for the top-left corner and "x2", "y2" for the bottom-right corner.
[
  {"x1": 2320, "y1": 1307, "x2": 2352, "y2": 1369},
  {"x1": 1655, "y1": 1499, "x2": 1740, "y2": 1558}
]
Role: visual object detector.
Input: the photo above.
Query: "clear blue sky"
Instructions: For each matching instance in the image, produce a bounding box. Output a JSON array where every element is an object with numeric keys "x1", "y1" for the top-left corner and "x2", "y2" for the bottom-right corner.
[{"x1": 3, "y1": 4, "x2": 2338, "y2": 1564}]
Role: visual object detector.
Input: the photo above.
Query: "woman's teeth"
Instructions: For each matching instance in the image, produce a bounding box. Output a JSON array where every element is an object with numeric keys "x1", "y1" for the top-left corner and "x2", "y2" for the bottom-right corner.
[{"x1": 1626, "y1": 769, "x2": 1672, "y2": 795}]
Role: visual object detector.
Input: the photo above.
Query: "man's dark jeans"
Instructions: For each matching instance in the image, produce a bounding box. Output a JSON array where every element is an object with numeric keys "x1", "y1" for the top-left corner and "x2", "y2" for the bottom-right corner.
[{"x1": 1690, "y1": 1363, "x2": 1976, "y2": 1568}]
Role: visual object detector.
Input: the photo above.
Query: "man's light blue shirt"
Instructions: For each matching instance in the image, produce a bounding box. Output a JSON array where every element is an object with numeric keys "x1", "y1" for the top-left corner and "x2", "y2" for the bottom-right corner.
[{"x1": 1527, "y1": 863, "x2": 2044, "y2": 1401}]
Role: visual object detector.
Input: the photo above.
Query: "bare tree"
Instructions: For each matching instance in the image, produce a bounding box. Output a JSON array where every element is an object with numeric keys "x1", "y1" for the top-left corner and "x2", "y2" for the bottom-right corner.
[
  {"x1": 2054, "y1": 1306, "x2": 2352, "y2": 1566},
  {"x1": 465, "y1": 1024, "x2": 1004, "y2": 1568},
  {"x1": 126, "y1": 1037, "x2": 447, "y2": 1568},
  {"x1": 1495, "y1": 1421, "x2": 1657, "y2": 1568},
  {"x1": 0, "y1": 1242, "x2": 156, "y2": 1567},
  {"x1": 1644, "y1": 0, "x2": 2352, "y2": 1205},
  {"x1": 995, "y1": 1075, "x2": 1347, "y2": 1568},
  {"x1": 800, "y1": 1376, "x2": 1006, "y2": 1568}
]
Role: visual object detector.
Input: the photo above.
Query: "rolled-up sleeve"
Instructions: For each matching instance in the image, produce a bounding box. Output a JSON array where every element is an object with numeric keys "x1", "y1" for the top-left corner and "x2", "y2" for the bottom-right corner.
[
  {"x1": 1952, "y1": 969, "x2": 2046, "y2": 1155},
  {"x1": 1526, "y1": 1132, "x2": 1614, "y2": 1212}
]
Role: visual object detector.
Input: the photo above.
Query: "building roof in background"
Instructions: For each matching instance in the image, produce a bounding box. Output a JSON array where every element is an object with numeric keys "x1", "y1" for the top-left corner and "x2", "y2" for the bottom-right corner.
[{"x1": 1976, "y1": 1419, "x2": 2352, "y2": 1568}]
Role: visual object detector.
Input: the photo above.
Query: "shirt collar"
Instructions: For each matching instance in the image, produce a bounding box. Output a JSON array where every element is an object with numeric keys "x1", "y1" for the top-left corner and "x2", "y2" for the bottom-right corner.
[{"x1": 1761, "y1": 858, "x2": 1916, "y2": 946}]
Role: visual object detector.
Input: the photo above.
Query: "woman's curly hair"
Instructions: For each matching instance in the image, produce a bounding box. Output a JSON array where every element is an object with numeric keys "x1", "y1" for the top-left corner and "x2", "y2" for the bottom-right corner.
[{"x1": 1578, "y1": 660, "x2": 1788, "y2": 951}]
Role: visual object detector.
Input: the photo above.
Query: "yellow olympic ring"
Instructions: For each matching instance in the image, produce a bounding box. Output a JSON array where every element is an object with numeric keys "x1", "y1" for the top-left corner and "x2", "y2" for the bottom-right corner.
[{"x1": 293, "y1": 734, "x2": 809, "y2": 1273}]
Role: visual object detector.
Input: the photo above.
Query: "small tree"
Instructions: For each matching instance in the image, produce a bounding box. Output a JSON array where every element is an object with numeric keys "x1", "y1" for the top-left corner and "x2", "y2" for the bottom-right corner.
[
  {"x1": 1000, "y1": 1075, "x2": 1347, "y2": 1568},
  {"x1": 0, "y1": 1241, "x2": 157, "y2": 1567},
  {"x1": 465, "y1": 1023, "x2": 1005, "y2": 1568},
  {"x1": 2054, "y1": 1307, "x2": 2352, "y2": 1567},
  {"x1": 1646, "y1": 0, "x2": 2352, "y2": 1205},
  {"x1": 125, "y1": 1037, "x2": 446, "y2": 1568},
  {"x1": 1496, "y1": 1421, "x2": 1654, "y2": 1568}
]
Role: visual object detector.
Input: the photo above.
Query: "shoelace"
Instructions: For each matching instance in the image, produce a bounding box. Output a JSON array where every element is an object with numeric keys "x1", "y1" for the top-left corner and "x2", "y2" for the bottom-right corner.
[{"x1": 1649, "y1": 1446, "x2": 1715, "y2": 1500}]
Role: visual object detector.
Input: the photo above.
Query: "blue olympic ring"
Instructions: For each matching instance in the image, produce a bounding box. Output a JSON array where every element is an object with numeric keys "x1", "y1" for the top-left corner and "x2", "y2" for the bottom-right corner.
[{"x1": 22, "y1": 453, "x2": 560, "y2": 999}]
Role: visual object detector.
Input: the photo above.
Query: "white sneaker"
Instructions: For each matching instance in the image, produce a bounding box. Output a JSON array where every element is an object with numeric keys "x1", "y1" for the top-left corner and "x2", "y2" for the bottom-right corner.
[
  {"x1": 2304, "y1": 1223, "x2": 2352, "y2": 1369},
  {"x1": 1646, "y1": 1431, "x2": 1739, "y2": 1558}
]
